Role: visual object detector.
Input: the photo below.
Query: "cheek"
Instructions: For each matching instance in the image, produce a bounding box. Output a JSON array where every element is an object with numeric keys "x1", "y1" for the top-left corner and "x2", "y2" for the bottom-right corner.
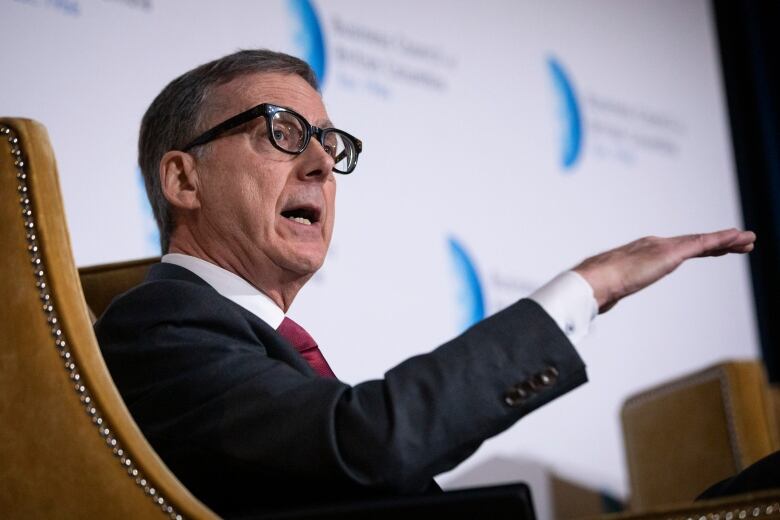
[
  {"x1": 324, "y1": 183, "x2": 337, "y2": 234},
  {"x1": 326, "y1": 179, "x2": 337, "y2": 217},
  {"x1": 202, "y1": 173, "x2": 272, "y2": 233},
  {"x1": 232, "y1": 184, "x2": 277, "y2": 233}
]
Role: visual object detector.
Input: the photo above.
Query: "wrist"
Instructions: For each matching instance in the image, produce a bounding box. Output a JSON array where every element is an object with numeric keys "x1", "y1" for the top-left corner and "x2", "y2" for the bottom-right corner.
[{"x1": 572, "y1": 265, "x2": 614, "y2": 313}]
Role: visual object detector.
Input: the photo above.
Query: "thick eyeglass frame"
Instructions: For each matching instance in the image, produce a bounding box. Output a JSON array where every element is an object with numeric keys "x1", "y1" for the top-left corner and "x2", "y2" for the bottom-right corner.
[{"x1": 179, "y1": 103, "x2": 363, "y2": 174}]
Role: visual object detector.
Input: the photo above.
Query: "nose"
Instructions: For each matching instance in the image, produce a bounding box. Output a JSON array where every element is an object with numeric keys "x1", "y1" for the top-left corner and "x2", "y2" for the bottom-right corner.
[{"x1": 297, "y1": 136, "x2": 335, "y2": 181}]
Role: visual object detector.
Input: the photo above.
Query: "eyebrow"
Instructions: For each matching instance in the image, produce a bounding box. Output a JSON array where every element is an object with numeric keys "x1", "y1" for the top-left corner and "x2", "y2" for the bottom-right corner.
[
  {"x1": 235, "y1": 101, "x2": 334, "y2": 129},
  {"x1": 243, "y1": 104, "x2": 333, "y2": 129}
]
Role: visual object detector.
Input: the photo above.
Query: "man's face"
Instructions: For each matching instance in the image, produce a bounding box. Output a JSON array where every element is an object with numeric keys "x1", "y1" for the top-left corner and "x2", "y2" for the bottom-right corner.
[{"x1": 193, "y1": 72, "x2": 337, "y2": 284}]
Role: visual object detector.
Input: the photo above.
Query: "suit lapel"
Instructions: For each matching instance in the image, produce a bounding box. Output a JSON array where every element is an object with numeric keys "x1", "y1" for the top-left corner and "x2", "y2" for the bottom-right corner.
[{"x1": 146, "y1": 263, "x2": 317, "y2": 377}]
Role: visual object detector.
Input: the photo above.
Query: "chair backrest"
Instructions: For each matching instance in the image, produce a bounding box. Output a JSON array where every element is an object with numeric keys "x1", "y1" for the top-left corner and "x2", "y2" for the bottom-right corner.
[
  {"x1": 621, "y1": 360, "x2": 780, "y2": 511},
  {"x1": 80, "y1": 257, "x2": 159, "y2": 320},
  {"x1": 0, "y1": 118, "x2": 217, "y2": 519}
]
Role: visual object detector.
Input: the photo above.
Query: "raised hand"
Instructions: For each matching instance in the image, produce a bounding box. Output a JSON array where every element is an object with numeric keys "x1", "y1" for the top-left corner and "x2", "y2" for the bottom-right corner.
[{"x1": 573, "y1": 228, "x2": 756, "y2": 313}]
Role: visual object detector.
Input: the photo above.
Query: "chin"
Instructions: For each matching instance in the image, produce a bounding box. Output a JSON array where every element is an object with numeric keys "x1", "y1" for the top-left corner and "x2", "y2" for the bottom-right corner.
[{"x1": 284, "y1": 251, "x2": 327, "y2": 277}]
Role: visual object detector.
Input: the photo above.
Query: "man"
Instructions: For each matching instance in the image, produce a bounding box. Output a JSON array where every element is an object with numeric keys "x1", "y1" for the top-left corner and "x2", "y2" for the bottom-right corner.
[{"x1": 95, "y1": 49, "x2": 755, "y2": 518}]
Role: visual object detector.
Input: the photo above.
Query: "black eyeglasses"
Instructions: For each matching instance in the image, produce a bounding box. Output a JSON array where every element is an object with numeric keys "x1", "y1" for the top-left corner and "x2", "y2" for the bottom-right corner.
[{"x1": 179, "y1": 103, "x2": 362, "y2": 174}]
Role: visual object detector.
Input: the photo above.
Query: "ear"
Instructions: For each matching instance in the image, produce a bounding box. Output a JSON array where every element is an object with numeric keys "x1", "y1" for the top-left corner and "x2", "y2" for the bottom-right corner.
[{"x1": 159, "y1": 150, "x2": 201, "y2": 210}]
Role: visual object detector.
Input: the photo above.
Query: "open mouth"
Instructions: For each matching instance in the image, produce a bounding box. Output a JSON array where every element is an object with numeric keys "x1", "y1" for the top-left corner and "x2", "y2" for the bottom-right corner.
[{"x1": 280, "y1": 205, "x2": 321, "y2": 226}]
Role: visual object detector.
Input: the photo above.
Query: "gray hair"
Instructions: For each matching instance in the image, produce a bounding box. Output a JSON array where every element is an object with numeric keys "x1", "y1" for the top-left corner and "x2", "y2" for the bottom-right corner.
[{"x1": 138, "y1": 49, "x2": 319, "y2": 253}]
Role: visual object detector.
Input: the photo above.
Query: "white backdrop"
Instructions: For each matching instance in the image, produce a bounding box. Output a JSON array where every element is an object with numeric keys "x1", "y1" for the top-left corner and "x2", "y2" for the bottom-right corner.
[{"x1": 1, "y1": 0, "x2": 759, "y2": 513}]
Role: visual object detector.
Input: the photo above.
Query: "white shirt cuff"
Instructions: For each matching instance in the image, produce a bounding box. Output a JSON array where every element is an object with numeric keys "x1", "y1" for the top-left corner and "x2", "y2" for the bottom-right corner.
[{"x1": 528, "y1": 271, "x2": 598, "y2": 346}]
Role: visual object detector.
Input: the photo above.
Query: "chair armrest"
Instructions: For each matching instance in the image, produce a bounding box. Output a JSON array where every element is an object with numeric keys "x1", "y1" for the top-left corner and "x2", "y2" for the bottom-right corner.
[{"x1": 594, "y1": 489, "x2": 780, "y2": 520}]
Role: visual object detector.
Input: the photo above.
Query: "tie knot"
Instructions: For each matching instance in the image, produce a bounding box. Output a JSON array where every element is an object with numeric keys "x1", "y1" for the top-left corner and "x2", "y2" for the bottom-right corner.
[
  {"x1": 278, "y1": 317, "x2": 317, "y2": 352},
  {"x1": 277, "y1": 317, "x2": 336, "y2": 379}
]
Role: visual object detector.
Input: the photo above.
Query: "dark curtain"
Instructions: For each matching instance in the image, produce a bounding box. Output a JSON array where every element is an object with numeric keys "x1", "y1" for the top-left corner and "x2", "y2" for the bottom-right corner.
[{"x1": 714, "y1": 0, "x2": 780, "y2": 381}]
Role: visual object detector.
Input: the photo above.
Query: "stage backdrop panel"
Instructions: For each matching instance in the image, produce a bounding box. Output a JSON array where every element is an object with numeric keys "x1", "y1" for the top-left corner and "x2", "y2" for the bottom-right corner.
[{"x1": 1, "y1": 0, "x2": 758, "y2": 515}]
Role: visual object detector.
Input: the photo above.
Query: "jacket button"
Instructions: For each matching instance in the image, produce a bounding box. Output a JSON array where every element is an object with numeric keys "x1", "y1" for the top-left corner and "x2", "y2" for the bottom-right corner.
[
  {"x1": 533, "y1": 367, "x2": 558, "y2": 388},
  {"x1": 504, "y1": 386, "x2": 529, "y2": 407},
  {"x1": 541, "y1": 366, "x2": 559, "y2": 384},
  {"x1": 518, "y1": 380, "x2": 537, "y2": 393}
]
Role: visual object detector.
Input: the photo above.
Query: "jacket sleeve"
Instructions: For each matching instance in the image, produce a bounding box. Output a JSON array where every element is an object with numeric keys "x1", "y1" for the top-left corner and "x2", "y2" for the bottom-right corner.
[{"x1": 95, "y1": 278, "x2": 586, "y2": 497}]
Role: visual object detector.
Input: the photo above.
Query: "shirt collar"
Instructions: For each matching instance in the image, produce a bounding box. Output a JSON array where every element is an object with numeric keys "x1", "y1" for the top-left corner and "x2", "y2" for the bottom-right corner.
[{"x1": 161, "y1": 253, "x2": 285, "y2": 329}]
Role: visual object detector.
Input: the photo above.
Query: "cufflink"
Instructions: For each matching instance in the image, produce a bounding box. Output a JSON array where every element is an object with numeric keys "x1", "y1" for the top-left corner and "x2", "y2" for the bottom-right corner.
[{"x1": 565, "y1": 322, "x2": 576, "y2": 335}]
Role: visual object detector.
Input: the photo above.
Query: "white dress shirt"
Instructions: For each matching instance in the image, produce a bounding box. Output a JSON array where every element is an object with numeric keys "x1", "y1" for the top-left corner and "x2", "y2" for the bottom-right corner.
[
  {"x1": 530, "y1": 271, "x2": 598, "y2": 345},
  {"x1": 162, "y1": 253, "x2": 285, "y2": 329},
  {"x1": 162, "y1": 253, "x2": 597, "y2": 345}
]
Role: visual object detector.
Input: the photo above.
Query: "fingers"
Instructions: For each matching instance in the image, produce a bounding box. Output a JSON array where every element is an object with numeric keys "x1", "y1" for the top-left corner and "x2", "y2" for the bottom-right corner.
[
  {"x1": 672, "y1": 229, "x2": 755, "y2": 259},
  {"x1": 706, "y1": 241, "x2": 755, "y2": 257},
  {"x1": 732, "y1": 231, "x2": 757, "y2": 247},
  {"x1": 694, "y1": 229, "x2": 756, "y2": 258}
]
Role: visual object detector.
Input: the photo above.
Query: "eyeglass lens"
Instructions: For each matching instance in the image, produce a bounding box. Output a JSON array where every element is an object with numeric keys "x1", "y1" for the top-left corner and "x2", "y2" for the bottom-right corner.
[
  {"x1": 322, "y1": 131, "x2": 356, "y2": 173},
  {"x1": 271, "y1": 111, "x2": 306, "y2": 152},
  {"x1": 270, "y1": 110, "x2": 357, "y2": 173}
]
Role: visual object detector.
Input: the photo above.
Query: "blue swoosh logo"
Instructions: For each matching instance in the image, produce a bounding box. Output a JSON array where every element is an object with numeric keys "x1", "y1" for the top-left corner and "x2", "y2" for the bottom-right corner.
[
  {"x1": 288, "y1": 0, "x2": 327, "y2": 86},
  {"x1": 447, "y1": 236, "x2": 486, "y2": 331},
  {"x1": 547, "y1": 56, "x2": 582, "y2": 170}
]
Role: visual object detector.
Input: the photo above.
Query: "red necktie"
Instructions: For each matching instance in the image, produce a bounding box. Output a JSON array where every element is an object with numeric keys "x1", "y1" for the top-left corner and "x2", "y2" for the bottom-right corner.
[{"x1": 277, "y1": 317, "x2": 336, "y2": 379}]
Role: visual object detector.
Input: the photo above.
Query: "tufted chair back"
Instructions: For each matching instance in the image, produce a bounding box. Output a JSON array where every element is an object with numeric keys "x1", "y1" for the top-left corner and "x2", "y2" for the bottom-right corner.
[{"x1": 0, "y1": 118, "x2": 217, "y2": 519}]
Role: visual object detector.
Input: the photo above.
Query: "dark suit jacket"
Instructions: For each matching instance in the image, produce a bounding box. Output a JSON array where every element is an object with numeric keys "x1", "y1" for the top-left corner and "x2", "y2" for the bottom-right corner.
[
  {"x1": 95, "y1": 263, "x2": 587, "y2": 518},
  {"x1": 697, "y1": 450, "x2": 780, "y2": 500}
]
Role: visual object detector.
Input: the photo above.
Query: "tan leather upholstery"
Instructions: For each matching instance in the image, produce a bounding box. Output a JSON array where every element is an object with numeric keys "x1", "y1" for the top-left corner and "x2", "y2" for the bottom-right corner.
[
  {"x1": 621, "y1": 361, "x2": 780, "y2": 511},
  {"x1": 80, "y1": 257, "x2": 159, "y2": 321},
  {"x1": 552, "y1": 475, "x2": 607, "y2": 519},
  {"x1": 595, "y1": 489, "x2": 780, "y2": 520},
  {"x1": 0, "y1": 118, "x2": 217, "y2": 519}
]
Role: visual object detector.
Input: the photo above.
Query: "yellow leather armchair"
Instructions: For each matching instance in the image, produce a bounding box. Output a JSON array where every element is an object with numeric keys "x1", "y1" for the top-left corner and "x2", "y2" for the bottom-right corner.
[
  {"x1": 0, "y1": 118, "x2": 218, "y2": 519},
  {"x1": 603, "y1": 361, "x2": 780, "y2": 519}
]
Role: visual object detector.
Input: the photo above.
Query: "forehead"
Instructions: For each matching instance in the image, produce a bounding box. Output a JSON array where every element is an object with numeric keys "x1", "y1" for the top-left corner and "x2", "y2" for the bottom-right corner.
[{"x1": 208, "y1": 72, "x2": 329, "y2": 126}]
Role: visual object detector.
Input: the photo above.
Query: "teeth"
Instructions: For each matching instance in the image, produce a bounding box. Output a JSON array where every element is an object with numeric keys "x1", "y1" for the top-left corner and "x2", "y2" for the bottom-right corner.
[{"x1": 287, "y1": 216, "x2": 312, "y2": 225}]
